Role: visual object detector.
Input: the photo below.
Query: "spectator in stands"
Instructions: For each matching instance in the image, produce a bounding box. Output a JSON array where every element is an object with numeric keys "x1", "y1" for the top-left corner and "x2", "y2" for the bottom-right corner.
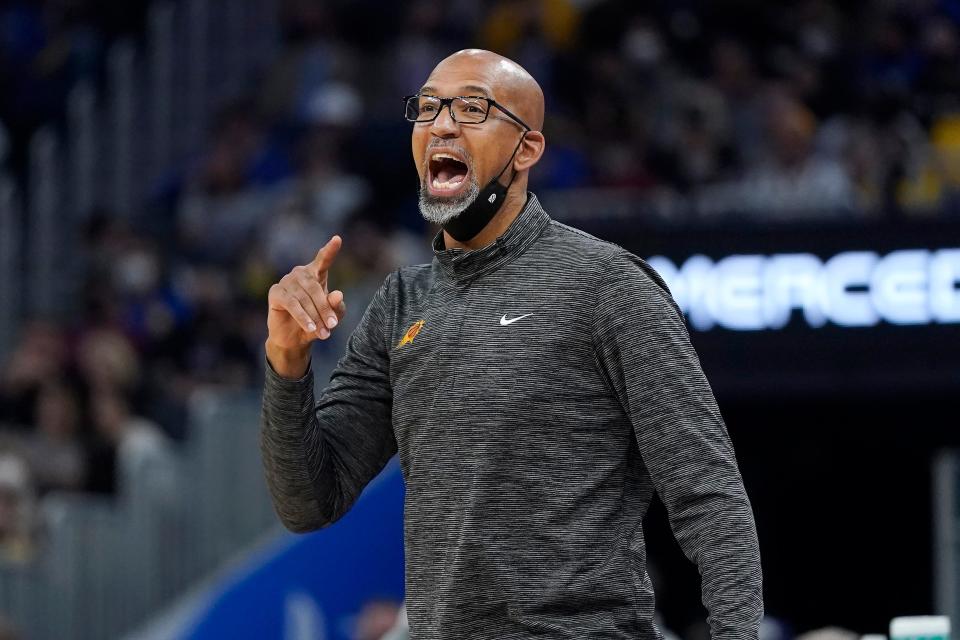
[
  {"x1": 21, "y1": 380, "x2": 86, "y2": 494},
  {"x1": 75, "y1": 327, "x2": 141, "y2": 395},
  {"x1": 177, "y1": 100, "x2": 293, "y2": 263},
  {"x1": 0, "y1": 448, "x2": 37, "y2": 564},
  {"x1": 382, "y1": 1, "x2": 470, "y2": 111},
  {"x1": 261, "y1": 123, "x2": 371, "y2": 273},
  {"x1": 710, "y1": 37, "x2": 765, "y2": 168},
  {"x1": 735, "y1": 93, "x2": 857, "y2": 220},
  {"x1": 0, "y1": 321, "x2": 69, "y2": 429},
  {"x1": 916, "y1": 15, "x2": 960, "y2": 113},
  {"x1": 90, "y1": 389, "x2": 175, "y2": 499}
]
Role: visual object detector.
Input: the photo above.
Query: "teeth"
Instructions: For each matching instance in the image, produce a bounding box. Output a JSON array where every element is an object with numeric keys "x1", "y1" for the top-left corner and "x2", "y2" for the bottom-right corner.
[
  {"x1": 431, "y1": 175, "x2": 465, "y2": 189},
  {"x1": 429, "y1": 151, "x2": 467, "y2": 191}
]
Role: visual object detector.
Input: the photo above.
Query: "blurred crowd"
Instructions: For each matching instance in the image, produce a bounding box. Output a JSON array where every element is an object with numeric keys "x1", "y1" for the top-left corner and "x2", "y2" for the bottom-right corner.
[
  {"x1": 198, "y1": 0, "x2": 960, "y2": 225},
  {"x1": 225, "y1": 0, "x2": 960, "y2": 223},
  {"x1": 0, "y1": 0, "x2": 958, "y2": 592},
  {"x1": 0, "y1": 0, "x2": 152, "y2": 172},
  {"x1": 3, "y1": 0, "x2": 960, "y2": 221}
]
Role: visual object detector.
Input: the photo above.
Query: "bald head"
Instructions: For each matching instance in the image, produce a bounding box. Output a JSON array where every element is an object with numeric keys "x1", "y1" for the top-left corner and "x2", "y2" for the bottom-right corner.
[
  {"x1": 411, "y1": 49, "x2": 548, "y2": 244},
  {"x1": 423, "y1": 49, "x2": 544, "y2": 131}
]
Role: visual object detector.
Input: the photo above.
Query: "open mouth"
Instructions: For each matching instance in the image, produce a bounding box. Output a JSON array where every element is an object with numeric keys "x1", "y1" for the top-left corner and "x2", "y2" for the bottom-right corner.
[{"x1": 427, "y1": 152, "x2": 470, "y2": 197}]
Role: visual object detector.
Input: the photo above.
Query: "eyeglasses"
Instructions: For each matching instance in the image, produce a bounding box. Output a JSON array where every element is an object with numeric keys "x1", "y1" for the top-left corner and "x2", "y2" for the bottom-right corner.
[{"x1": 403, "y1": 94, "x2": 531, "y2": 131}]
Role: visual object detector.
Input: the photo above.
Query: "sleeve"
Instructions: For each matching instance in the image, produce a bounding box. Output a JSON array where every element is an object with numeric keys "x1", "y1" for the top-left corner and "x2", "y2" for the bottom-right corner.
[
  {"x1": 260, "y1": 273, "x2": 398, "y2": 533},
  {"x1": 591, "y1": 250, "x2": 763, "y2": 639}
]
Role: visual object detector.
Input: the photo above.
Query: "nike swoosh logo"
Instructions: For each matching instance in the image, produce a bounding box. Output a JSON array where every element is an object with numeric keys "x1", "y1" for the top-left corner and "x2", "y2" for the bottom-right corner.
[{"x1": 500, "y1": 313, "x2": 533, "y2": 326}]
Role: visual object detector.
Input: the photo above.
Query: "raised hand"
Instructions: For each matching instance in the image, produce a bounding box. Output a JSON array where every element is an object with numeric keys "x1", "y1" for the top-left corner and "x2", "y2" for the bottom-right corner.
[{"x1": 265, "y1": 236, "x2": 347, "y2": 378}]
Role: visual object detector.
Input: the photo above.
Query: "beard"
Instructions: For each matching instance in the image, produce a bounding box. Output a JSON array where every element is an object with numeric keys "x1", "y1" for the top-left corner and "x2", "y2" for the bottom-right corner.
[{"x1": 417, "y1": 165, "x2": 481, "y2": 226}]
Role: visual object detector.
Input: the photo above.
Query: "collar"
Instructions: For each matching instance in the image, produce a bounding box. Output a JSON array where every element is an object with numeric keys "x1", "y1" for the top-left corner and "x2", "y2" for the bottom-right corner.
[{"x1": 431, "y1": 192, "x2": 551, "y2": 284}]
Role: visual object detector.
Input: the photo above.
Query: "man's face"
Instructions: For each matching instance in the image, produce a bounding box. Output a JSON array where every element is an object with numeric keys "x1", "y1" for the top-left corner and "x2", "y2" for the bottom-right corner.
[{"x1": 412, "y1": 58, "x2": 527, "y2": 224}]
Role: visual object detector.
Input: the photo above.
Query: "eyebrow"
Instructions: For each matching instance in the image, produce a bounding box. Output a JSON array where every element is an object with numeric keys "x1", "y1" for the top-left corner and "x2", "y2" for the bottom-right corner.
[{"x1": 419, "y1": 84, "x2": 493, "y2": 98}]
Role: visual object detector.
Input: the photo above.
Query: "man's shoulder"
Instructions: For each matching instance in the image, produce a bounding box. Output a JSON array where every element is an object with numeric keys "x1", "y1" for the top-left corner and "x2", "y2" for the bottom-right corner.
[
  {"x1": 540, "y1": 219, "x2": 674, "y2": 300},
  {"x1": 537, "y1": 219, "x2": 647, "y2": 276},
  {"x1": 395, "y1": 262, "x2": 433, "y2": 283},
  {"x1": 542, "y1": 219, "x2": 622, "y2": 259},
  {"x1": 376, "y1": 262, "x2": 436, "y2": 302}
]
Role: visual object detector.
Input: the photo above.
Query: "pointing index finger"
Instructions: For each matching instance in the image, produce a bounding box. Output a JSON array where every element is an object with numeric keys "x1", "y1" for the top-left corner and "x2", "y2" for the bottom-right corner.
[{"x1": 311, "y1": 235, "x2": 342, "y2": 273}]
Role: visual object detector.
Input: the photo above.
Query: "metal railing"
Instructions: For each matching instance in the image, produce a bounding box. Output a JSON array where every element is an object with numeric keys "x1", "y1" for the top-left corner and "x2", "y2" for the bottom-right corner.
[
  {"x1": 0, "y1": 389, "x2": 276, "y2": 639},
  {"x1": 0, "y1": 171, "x2": 20, "y2": 359},
  {"x1": 0, "y1": 0, "x2": 280, "y2": 361}
]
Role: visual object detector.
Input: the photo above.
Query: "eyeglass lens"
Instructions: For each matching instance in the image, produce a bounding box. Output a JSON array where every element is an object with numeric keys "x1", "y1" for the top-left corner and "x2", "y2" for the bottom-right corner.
[{"x1": 406, "y1": 96, "x2": 489, "y2": 123}]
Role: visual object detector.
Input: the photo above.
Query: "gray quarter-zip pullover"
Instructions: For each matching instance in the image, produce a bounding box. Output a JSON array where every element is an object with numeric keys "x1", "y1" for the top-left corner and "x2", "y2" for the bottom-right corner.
[{"x1": 260, "y1": 193, "x2": 763, "y2": 639}]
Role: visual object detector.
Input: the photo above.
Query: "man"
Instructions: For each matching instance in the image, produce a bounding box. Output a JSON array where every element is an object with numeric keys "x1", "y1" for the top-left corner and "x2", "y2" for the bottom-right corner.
[{"x1": 261, "y1": 49, "x2": 763, "y2": 639}]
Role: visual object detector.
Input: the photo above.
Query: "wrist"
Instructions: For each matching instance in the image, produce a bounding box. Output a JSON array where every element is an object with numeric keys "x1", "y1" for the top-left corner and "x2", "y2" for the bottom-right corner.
[{"x1": 265, "y1": 339, "x2": 311, "y2": 379}]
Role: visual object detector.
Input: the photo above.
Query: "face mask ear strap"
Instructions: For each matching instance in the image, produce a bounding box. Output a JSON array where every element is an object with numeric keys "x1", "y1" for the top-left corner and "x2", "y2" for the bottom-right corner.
[
  {"x1": 439, "y1": 130, "x2": 530, "y2": 243},
  {"x1": 495, "y1": 132, "x2": 528, "y2": 185}
]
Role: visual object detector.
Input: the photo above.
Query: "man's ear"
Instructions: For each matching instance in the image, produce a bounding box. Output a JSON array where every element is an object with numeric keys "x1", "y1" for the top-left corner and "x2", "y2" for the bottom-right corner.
[{"x1": 514, "y1": 131, "x2": 546, "y2": 172}]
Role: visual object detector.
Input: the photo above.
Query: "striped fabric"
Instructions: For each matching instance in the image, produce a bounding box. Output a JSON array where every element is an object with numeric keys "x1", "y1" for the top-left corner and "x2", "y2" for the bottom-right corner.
[{"x1": 260, "y1": 193, "x2": 763, "y2": 639}]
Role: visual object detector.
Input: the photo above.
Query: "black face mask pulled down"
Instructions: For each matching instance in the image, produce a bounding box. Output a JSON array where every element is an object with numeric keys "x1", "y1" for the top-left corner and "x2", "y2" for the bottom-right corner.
[{"x1": 441, "y1": 135, "x2": 526, "y2": 243}]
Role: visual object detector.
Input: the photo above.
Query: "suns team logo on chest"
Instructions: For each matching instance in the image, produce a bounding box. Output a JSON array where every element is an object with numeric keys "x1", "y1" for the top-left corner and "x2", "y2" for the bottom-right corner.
[{"x1": 395, "y1": 320, "x2": 425, "y2": 349}]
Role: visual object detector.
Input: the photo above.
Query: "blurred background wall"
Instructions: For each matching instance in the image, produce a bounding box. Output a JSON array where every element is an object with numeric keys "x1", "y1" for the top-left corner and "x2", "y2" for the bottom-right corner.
[{"x1": 0, "y1": 0, "x2": 959, "y2": 638}]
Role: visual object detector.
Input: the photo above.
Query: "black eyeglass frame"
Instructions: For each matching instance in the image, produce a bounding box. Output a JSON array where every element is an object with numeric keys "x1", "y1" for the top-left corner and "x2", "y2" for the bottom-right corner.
[{"x1": 402, "y1": 94, "x2": 533, "y2": 131}]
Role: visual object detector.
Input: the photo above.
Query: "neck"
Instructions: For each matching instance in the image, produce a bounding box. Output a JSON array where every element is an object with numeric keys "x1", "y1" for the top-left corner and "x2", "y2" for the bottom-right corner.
[{"x1": 442, "y1": 182, "x2": 528, "y2": 251}]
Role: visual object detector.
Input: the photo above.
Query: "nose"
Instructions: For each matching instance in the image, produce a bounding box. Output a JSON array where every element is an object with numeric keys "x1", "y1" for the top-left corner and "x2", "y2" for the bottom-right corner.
[{"x1": 429, "y1": 103, "x2": 460, "y2": 138}]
